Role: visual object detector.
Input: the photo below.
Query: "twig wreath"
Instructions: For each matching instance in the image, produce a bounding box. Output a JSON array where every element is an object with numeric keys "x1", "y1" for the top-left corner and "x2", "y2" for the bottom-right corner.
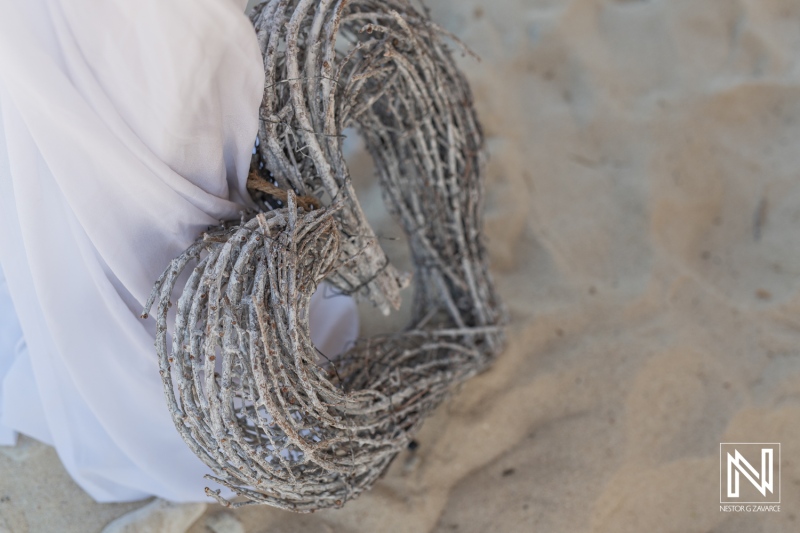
[{"x1": 143, "y1": 0, "x2": 505, "y2": 512}]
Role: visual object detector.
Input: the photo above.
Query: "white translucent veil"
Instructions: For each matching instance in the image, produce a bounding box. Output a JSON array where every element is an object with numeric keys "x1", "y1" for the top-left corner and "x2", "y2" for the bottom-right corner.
[{"x1": 0, "y1": 0, "x2": 358, "y2": 502}]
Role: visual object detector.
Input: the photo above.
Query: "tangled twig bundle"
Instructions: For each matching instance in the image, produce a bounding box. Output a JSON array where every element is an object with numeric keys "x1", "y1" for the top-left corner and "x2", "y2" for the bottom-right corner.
[{"x1": 143, "y1": 0, "x2": 505, "y2": 512}]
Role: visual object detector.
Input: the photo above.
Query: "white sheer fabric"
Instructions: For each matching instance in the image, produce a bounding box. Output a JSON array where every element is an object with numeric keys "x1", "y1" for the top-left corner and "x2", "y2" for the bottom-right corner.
[{"x1": 0, "y1": 0, "x2": 358, "y2": 502}]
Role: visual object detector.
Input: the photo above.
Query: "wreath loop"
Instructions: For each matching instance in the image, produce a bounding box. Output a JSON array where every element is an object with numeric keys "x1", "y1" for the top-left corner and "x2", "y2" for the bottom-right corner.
[{"x1": 144, "y1": 0, "x2": 505, "y2": 511}]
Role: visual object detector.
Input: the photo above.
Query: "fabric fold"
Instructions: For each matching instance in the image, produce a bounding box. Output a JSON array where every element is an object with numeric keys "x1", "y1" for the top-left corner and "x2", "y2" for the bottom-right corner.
[{"x1": 0, "y1": 0, "x2": 358, "y2": 502}]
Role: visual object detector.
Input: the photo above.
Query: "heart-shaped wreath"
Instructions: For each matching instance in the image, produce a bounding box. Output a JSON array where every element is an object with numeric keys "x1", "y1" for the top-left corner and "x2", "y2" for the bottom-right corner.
[{"x1": 144, "y1": 0, "x2": 505, "y2": 512}]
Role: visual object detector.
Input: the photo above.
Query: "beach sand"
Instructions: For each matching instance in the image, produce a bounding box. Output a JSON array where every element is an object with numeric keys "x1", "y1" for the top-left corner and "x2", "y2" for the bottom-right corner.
[{"x1": 2, "y1": 0, "x2": 800, "y2": 531}]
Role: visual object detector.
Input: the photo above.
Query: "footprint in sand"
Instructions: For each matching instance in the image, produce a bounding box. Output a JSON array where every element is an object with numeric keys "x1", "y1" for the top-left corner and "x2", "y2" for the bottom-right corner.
[
  {"x1": 623, "y1": 347, "x2": 743, "y2": 463},
  {"x1": 650, "y1": 84, "x2": 800, "y2": 308}
]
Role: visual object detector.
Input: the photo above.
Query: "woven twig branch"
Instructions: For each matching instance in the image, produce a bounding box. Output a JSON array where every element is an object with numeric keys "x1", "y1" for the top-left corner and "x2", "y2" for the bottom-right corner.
[{"x1": 143, "y1": 0, "x2": 505, "y2": 512}]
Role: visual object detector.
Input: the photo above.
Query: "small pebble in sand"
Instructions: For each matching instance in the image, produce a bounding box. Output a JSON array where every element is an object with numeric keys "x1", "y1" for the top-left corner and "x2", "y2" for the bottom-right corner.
[
  {"x1": 206, "y1": 511, "x2": 245, "y2": 533},
  {"x1": 101, "y1": 499, "x2": 206, "y2": 533}
]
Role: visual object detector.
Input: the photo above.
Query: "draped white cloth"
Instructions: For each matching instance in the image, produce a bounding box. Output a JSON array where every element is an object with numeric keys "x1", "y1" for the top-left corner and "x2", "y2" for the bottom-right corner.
[{"x1": 0, "y1": 0, "x2": 358, "y2": 503}]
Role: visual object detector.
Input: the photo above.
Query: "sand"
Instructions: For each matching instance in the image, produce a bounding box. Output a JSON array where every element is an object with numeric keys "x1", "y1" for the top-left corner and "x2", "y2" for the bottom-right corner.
[{"x1": 2, "y1": 0, "x2": 800, "y2": 531}]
